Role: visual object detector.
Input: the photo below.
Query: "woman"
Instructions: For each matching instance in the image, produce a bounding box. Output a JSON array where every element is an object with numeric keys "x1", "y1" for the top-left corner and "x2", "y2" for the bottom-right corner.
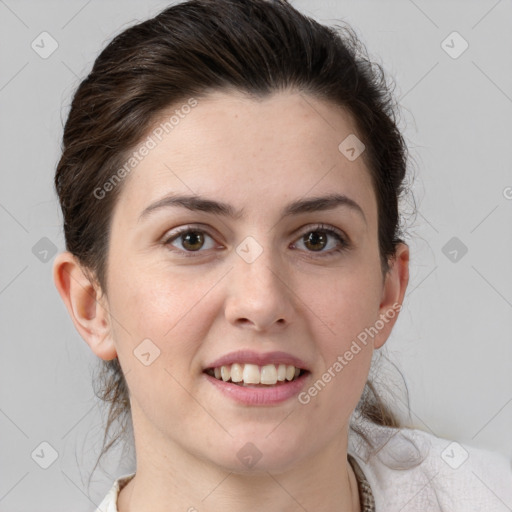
[{"x1": 52, "y1": 0, "x2": 512, "y2": 510}]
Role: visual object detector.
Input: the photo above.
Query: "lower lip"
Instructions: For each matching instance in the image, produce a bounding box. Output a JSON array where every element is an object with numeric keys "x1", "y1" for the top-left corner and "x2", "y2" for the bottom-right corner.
[{"x1": 203, "y1": 372, "x2": 310, "y2": 405}]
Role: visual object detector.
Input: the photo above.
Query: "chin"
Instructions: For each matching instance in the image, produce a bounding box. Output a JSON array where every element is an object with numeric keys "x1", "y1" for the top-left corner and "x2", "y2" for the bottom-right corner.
[{"x1": 207, "y1": 428, "x2": 309, "y2": 475}]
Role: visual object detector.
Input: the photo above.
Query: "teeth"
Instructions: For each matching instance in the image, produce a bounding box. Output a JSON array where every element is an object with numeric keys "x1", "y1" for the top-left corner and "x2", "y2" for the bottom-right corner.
[
  {"x1": 221, "y1": 365, "x2": 230, "y2": 381},
  {"x1": 277, "y1": 364, "x2": 287, "y2": 381},
  {"x1": 230, "y1": 363, "x2": 243, "y2": 382},
  {"x1": 209, "y1": 363, "x2": 303, "y2": 385},
  {"x1": 243, "y1": 363, "x2": 260, "y2": 384},
  {"x1": 260, "y1": 364, "x2": 278, "y2": 385}
]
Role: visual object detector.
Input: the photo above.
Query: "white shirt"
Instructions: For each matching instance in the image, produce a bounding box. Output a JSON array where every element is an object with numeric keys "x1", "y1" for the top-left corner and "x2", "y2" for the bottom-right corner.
[{"x1": 94, "y1": 418, "x2": 512, "y2": 511}]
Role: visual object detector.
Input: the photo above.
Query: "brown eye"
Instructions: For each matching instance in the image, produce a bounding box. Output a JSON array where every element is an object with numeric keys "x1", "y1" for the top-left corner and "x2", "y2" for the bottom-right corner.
[
  {"x1": 181, "y1": 231, "x2": 205, "y2": 251},
  {"x1": 293, "y1": 225, "x2": 349, "y2": 257},
  {"x1": 164, "y1": 227, "x2": 217, "y2": 254},
  {"x1": 303, "y1": 231, "x2": 328, "y2": 252}
]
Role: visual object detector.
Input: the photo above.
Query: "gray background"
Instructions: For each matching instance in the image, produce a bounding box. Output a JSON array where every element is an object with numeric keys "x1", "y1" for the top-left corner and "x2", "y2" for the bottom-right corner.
[{"x1": 1, "y1": 0, "x2": 511, "y2": 510}]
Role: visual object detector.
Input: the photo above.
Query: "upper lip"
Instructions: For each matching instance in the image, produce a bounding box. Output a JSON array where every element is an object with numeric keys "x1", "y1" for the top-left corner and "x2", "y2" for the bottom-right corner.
[{"x1": 204, "y1": 350, "x2": 310, "y2": 371}]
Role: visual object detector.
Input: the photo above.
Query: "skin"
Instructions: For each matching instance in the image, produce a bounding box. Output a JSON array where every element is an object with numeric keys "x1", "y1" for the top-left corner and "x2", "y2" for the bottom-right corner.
[{"x1": 54, "y1": 90, "x2": 409, "y2": 512}]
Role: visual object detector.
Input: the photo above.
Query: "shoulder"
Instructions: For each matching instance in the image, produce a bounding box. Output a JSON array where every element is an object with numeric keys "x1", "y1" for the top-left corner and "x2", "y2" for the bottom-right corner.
[
  {"x1": 94, "y1": 473, "x2": 135, "y2": 512},
  {"x1": 348, "y1": 417, "x2": 512, "y2": 512}
]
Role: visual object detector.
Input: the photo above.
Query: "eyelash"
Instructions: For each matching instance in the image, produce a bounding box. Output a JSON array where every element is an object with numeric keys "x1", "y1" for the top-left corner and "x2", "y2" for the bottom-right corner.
[{"x1": 162, "y1": 223, "x2": 350, "y2": 259}]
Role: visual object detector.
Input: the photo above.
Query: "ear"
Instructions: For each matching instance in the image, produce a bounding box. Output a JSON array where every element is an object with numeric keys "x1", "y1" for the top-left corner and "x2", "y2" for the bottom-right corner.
[
  {"x1": 373, "y1": 243, "x2": 409, "y2": 349},
  {"x1": 53, "y1": 251, "x2": 117, "y2": 360}
]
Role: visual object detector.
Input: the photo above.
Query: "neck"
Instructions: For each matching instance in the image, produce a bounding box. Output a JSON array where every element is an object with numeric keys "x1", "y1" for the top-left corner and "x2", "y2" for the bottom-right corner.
[{"x1": 117, "y1": 408, "x2": 360, "y2": 512}]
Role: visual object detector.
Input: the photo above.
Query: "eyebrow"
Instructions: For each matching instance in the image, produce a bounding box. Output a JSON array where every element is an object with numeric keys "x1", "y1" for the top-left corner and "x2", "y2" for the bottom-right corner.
[{"x1": 138, "y1": 192, "x2": 366, "y2": 224}]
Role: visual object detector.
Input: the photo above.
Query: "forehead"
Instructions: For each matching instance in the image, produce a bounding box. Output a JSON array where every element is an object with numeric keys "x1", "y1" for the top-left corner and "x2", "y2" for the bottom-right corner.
[{"x1": 113, "y1": 90, "x2": 377, "y2": 225}]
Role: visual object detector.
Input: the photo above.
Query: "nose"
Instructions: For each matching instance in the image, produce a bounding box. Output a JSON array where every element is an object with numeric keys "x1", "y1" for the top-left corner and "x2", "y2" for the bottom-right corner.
[{"x1": 224, "y1": 241, "x2": 295, "y2": 332}]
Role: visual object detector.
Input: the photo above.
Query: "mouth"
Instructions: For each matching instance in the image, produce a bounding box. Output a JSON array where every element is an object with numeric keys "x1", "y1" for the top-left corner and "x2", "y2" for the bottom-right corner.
[{"x1": 204, "y1": 363, "x2": 309, "y2": 387}]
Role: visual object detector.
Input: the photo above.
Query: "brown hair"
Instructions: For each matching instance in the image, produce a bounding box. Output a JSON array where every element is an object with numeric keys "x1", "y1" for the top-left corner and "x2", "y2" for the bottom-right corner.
[{"x1": 55, "y1": 0, "x2": 413, "y2": 480}]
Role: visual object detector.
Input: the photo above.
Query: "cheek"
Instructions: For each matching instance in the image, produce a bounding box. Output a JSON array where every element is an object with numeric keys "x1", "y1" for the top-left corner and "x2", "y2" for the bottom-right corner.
[
  {"x1": 105, "y1": 263, "x2": 218, "y2": 421},
  {"x1": 307, "y1": 263, "x2": 383, "y2": 344},
  {"x1": 106, "y1": 260, "x2": 219, "y2": 365},
  {"x1": 298, "y1": 262, "x2": 381, "y2": 402},
  {"x1": 109, "y1": 257, "x2": 189, "y2": 327}
]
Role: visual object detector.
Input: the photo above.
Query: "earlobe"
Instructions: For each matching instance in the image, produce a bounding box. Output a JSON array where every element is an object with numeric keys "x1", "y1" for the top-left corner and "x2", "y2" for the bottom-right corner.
[
  {"x1": 53, "y1": 252, "x2": 117, "y2": 361},
  {"x1": 374, "y1": 243, "x2": 410, "y2": 349}
]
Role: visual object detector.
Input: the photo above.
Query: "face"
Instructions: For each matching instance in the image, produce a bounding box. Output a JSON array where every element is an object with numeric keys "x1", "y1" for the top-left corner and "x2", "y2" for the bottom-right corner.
[{"x1": 101, "y1": 90, "x2": 401, "y2": 474}]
